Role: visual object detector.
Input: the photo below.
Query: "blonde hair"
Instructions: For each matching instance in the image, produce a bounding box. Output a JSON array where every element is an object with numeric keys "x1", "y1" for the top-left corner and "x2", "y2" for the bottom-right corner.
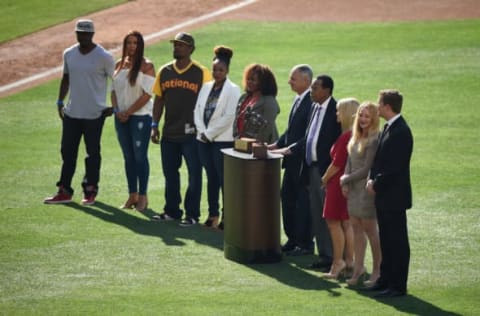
[
  {"x1": 348, "y1": 101, "x2": 380, "y2": 155},
  {"x1": 337, "y1": 98, "x2": 359, "y2": 132}
]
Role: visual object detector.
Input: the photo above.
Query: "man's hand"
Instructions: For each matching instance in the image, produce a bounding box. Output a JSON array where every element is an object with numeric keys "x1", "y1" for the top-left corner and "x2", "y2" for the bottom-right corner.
[
  {"x1": 151, "y1": 128, "x2": 160, "y2": 144},
  {"x1": 57, "y1": 105, "x2": 64, "y2": 120},
  {"x1": 270, "y1": 147, "x2": 292, "y2": 156},
  {"x1": 102, "y1": 107, "x2": 114, "y2": 117},
  {"x1": 267, "y1": 143, "x2": 278, "y2": 150}
]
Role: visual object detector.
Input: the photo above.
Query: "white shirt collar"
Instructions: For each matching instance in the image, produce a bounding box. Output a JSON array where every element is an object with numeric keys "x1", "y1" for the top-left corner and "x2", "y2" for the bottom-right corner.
[
  {"x1": 315, "y1": 96, "x2": 331, "y2": 109},
  {"x1": 386, "y1": 113, "x2": 401, "y2": 127},
  {"x1": 297, "y1": 89, "x2": 310, "y2": 102}
]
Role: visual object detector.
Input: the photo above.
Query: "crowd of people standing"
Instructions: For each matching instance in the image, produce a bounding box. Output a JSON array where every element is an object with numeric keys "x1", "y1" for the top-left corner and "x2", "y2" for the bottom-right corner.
[{"x1": 44, "y1": 19, "x2": 413, "y2": 298}]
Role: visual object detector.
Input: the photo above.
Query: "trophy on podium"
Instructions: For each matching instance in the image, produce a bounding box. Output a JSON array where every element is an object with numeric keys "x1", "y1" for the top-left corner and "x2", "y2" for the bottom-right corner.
[
  {"x1": 243, "y1": 107, "x2": 267, "y2": 139},
  {"x1": 234, "y1": 108, "x2": 269, "y2": 158}
]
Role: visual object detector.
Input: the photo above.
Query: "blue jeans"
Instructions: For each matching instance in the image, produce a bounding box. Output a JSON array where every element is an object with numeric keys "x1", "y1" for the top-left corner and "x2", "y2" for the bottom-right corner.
[
  {"x1": 197, "y1": 140, "x2": 233, "y2": 217},
  {"x1": 160, "y1": 137, "x2": 202, "y2": 220},
  {"x1": 115, "y1": 115, "x2": 151, "y2": 195},
  {"x1": 59, "y1": 114, "x2": 105, "y2": 194}
]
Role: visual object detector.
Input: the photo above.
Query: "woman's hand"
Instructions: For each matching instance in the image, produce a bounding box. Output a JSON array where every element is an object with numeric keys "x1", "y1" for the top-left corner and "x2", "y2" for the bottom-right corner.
[
  {"x1": 200, "y1": 133, "x2": 210, "y2": 143},
  {"x1": 116, "y1": 111, "x2": 130, "y2": 123},
  {"x1": 366, "y1": 179, "x2": 376, "y2": 195},
  {"x1": 321, "y1": 176, "x2": 328, "y2": 188},
  {"x1": 341, "y1": 185, "x2": 349, "y2": 197}
]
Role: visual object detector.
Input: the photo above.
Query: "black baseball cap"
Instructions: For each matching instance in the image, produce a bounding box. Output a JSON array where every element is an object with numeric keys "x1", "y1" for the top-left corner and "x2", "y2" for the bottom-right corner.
[{"x1": 170, "y1": 32, "x2": 195, "y2": 47}]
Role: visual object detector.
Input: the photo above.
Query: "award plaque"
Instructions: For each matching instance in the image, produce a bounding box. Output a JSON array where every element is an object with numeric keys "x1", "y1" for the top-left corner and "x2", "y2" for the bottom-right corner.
[
  {"x1": 252, "y1": 142, "x2": 267, "y2": 159},
  {"x1": 234, "y1": 137, "x2": 257, "y2": 153}
]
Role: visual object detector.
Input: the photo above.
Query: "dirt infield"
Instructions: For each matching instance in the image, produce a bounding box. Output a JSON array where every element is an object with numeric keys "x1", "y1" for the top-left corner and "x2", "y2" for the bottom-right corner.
[{"x1": 0, "y1": 0, "x2": 479, "y2": 97}]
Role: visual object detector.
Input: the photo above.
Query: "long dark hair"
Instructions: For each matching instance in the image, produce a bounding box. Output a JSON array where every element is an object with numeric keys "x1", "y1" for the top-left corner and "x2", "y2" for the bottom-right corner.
[{"x1": 118, "y1": 30, "x2": 145, "y2": 86}]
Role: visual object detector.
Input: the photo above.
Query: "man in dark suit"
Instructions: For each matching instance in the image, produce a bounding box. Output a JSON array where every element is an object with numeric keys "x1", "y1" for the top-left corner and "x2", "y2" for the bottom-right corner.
[
  {"x1": 286, "y1": 75, "x2": 341, "y2": 270},
  {"x1": 366, "y1": 89, "x2": 413, "y2": 298},
  {"x1": 268, "y1": 64, "x2": 314, "y2": 255}
]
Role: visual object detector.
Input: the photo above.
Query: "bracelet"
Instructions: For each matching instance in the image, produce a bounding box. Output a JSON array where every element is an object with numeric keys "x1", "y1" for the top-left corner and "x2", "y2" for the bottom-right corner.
[
  {"x1": 56, "y1": 100, "x2": 64, "y2": 107},
  {"x1": 151, "y1": 122, "x2": 159, "y2": 128}
]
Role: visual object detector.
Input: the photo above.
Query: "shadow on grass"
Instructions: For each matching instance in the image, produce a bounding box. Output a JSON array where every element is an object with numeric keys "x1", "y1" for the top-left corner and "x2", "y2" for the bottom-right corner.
[
  {"x1": 62, "y1": 200, "x2": 338, "y2": 291},
  {"x1": 62, "y1": 200, "x2": 464, "y2": 311},
  {"x1": 246, "y1": 257, "x2": 341, "y2": 294},
  {"x1": 64, "y1": 200, "x2": 224, "y2": 250},
  {"x1": 350, "y1": 287, "x2": 462, "y2": 315}
]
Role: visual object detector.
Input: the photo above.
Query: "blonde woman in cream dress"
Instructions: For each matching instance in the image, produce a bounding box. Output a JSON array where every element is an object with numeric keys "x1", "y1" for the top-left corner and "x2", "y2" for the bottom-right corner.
[{"x1": 340, "y1": 101, "x2": 381, "y2": 286}]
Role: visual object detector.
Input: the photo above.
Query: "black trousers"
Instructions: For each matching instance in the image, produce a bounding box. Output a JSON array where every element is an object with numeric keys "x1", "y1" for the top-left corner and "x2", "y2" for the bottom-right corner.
[
  {"x1": 281, "y1": 164, "x2": 313, "y2": 249},
  {"x1": 58, "y1": 115, "x2": 105, "y2": 194},
  {"x1": 377, "y1": 208, "x2": 410, "y2": 292}
]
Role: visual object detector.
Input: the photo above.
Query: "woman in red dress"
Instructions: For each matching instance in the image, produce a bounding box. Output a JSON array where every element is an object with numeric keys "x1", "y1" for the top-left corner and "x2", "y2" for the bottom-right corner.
[{"x1": 321, "y1": 98, "x2": 359, "y2": 279}]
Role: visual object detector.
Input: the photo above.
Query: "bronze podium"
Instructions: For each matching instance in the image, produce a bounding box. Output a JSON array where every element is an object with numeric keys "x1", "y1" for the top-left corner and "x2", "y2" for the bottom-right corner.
[{"x1": 222, "y1": 148, "x2": 282, "y2": 263}]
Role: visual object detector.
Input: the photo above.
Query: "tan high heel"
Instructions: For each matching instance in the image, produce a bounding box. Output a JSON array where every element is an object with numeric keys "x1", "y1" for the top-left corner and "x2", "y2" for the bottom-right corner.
[
  {"x1": 121, "y1": 193, "x2": 138, "y2": 209},
  {"x1": 135, "y1": 195, "x2": 148, "y2": 212},
  {"x1": 344, "y1": 264, "x2": 355, "y2": 279},
  {"x1": 324, "y1": 260, "x2": 346, "y2": 279},
  {"x1": 346, "y1": 267, "x2": 367, "y2": 286},
  {"x1": 364, "y1": 273, "x2": 380, "y2": 287}
]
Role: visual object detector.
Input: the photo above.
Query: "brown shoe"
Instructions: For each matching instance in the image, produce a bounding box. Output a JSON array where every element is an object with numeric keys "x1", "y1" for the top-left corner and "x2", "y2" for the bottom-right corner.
[
  {"x1": 121, "y1": 193, "x2": 138, "y2": 209},
  {"x1": 135, "y1": 195, "x2": 148, "y2": 212},
  {"x1": 203, "y1": 216, "x2": 219, "y2": 228}
]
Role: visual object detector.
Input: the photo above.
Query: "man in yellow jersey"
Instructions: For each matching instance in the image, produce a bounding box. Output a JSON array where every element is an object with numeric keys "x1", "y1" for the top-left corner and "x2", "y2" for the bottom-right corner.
[{"x1": 151, "y1": 32, "x2": 212, "y2": 226}]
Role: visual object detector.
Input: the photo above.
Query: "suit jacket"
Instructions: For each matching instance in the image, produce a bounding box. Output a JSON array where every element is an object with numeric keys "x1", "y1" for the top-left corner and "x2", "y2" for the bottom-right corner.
[
  {"x1": 370, "y1": 115, "x2": 413, "y2": 211},
  {"x1": 233, "y1": 93, "x2": 280, "y2": 143},
  {"x1": 276, "y1": 93, "x2": 313, "y2": 169},
  {"x1": 291, "y1": 97, "x2": 341, "y2": 182},
  {"x1": 194, "y1": 78, "x2": 241, "y2": 142}
]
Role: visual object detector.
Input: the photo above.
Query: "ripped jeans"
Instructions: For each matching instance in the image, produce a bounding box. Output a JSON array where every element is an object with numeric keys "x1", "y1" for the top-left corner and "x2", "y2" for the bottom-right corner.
[{"x1": 115, "y1": 114, "x2": 152, "y2": 195}]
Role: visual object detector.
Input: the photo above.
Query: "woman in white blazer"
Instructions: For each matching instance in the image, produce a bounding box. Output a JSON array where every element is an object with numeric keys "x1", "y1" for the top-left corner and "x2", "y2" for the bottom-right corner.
[{"x1": 194, "y1": 46, "x2": 241, "y2": 229}]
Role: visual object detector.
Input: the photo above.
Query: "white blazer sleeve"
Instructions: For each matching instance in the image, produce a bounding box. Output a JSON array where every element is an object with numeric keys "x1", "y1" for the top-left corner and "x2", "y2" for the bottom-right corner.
[
  {"x1": 194, "y1": 82, "x2": 211, "y2": 139},
  {"x1": 204, "y1": 80, "x2": 241, "y2": 141}
]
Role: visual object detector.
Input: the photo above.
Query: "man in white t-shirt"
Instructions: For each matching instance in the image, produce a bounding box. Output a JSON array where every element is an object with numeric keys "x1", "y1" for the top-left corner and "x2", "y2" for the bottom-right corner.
[{"x1": 44, "y1": 19, "x2": 115, "y2": 206}]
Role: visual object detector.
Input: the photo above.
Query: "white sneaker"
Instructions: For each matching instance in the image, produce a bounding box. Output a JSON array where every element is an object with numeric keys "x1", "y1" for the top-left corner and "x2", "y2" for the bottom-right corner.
[
  {"x1": 179, "y1": 217, "x2": 198, "y2": 227},
  {"x1": 152, "y1": 213, "x2": 176, "y2": 221}
]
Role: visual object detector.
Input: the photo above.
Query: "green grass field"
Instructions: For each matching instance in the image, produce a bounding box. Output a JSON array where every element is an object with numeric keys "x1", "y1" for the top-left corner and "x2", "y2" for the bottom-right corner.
[
  {"x1": 0, "y1": 0, "x2": 126, "y2": 43},
  {"x1": 1, "y1": 19, "x2": 479, "y2": 315}
]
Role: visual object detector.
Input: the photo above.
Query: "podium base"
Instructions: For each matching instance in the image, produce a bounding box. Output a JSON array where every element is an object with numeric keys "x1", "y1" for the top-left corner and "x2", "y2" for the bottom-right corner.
[{"x1": 224, "y1": 242, "x2": 282, "y2": 264}]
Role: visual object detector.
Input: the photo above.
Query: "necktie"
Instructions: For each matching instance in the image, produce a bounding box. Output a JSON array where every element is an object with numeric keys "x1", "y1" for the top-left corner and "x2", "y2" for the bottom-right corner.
[
  {"x1": 285, "y1": 97, "x2": 301, "y2": 144},
  {"x1": 379, "y1": 123, "x2": 389, "y2": 142},
  {"x1": 305, "y1": 106, "x2": 322, "y2": 166}
]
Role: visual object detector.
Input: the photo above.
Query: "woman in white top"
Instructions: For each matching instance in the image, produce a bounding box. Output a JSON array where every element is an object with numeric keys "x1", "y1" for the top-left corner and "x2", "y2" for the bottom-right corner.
[
  {"x1": 111, "y1": 31, "x2": 155, "y2": 211},
  {"x1": 194, "y1": 46, "x2": 241, "y2": 229}
]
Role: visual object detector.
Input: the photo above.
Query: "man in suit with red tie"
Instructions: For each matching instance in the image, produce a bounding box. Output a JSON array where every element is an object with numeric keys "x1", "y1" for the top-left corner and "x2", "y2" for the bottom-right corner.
[
  {"x1": 284, "y1": 75, "x2": 341, "y2": 270},
  {"x1": 268, "y1": 65, "x2": 315, "y2": 256},
  {"x1": 366, "y1": 89, "x2": 413, "y2": 298}
]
